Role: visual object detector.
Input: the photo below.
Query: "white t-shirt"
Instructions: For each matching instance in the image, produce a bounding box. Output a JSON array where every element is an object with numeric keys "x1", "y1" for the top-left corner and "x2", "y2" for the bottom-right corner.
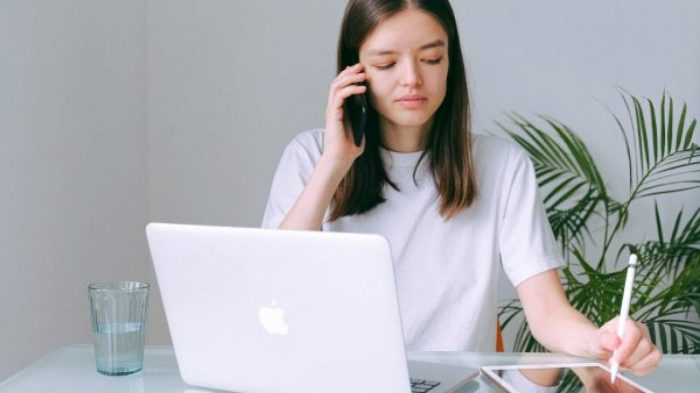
[{"x1": 262, "y1": 129, "x2": 563, "y2": 351}]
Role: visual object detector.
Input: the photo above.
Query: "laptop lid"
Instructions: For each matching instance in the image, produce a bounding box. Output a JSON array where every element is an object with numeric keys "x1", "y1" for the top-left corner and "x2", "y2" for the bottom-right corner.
[{"x1": 146, "y1": 223, "x2": 412, "y2": 393}]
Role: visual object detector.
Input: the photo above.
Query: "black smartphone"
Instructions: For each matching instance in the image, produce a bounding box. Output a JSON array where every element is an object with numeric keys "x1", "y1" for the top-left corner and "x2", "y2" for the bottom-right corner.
[{"x1": 345, "y1": 84, "x2": 368, "y2": 147}]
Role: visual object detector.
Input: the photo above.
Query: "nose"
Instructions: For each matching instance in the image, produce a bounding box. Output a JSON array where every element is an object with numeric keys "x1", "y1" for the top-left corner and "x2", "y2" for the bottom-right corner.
[{"x1": 399, "y1": 59, "x2": 423, "y2": 87}]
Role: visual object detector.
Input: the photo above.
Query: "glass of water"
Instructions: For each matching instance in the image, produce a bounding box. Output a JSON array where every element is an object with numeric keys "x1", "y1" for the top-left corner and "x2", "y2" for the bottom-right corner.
[{"x1": 88, "y1": 281, "x2": 149, "y2": 375}]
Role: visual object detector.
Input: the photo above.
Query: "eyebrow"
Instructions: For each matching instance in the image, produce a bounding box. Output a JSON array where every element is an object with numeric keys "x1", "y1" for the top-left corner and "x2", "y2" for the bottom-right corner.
[{"x1": 366, "y1": 39, "x2": 446, "y2": 57}]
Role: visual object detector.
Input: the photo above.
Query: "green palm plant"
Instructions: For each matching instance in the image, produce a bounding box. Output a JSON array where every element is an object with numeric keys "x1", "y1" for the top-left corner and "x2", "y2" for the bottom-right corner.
[{"x1": 497, "y1": 90, "x2": 700, "y2": 357}]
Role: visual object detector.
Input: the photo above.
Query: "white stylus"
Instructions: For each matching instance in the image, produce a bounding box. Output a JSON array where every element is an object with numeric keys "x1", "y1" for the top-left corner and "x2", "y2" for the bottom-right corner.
[{"x1": 610, "y1": 252, "x2": 638, "y2": 383}]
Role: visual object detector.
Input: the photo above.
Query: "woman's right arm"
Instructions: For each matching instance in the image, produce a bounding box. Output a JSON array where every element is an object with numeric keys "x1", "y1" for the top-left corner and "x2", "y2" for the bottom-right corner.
[
  {"x1": 278, "y1": 63, "x2": 367, "y2": 230},
  {"x1": 278, "y1": 156, "x2": 353, "y2": 230}
]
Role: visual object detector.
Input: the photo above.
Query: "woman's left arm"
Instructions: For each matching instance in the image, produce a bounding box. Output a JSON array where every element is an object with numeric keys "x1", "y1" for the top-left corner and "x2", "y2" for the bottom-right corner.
[{"x1": 516, "y1": 269, "x2": 662, "y2": 376}]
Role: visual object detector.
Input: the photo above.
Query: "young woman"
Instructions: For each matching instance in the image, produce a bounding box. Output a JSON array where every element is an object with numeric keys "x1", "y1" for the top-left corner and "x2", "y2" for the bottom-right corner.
[{"x1": 262, "y1": 0, "x2": 660, "y2": 377}]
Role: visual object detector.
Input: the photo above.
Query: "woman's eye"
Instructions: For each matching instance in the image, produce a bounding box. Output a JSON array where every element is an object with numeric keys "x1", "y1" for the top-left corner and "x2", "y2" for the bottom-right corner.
[
  {"x1": 374, "y1": 57, "x2": 442, "y2": 70},
  {"x1": 424, "y1": 57, "x2": 443, "y2": 65}
]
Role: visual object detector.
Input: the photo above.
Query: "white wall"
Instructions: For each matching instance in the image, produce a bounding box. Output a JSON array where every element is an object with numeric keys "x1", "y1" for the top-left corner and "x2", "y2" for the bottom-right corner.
[
  {"x1": 0, "y1": 0, "x2": 148, "y2": 380},
  {"x1": 458, "y1": 0, "x2": 700, "y2": 205},
  {"x1": 147, "y1": 0, "x2": 345, "y2": 227}
]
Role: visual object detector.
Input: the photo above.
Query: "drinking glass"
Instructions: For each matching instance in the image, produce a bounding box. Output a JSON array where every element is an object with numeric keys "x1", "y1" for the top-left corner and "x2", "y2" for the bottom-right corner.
[{"x1": 88, "y1": 281, "x2": 149, "y2": 375}]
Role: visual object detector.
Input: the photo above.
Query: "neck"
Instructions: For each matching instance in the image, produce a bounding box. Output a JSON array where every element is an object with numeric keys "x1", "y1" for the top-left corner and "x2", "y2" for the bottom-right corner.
[{"x1": 379, "y1": 118, "x2": 433, "y2": 153}]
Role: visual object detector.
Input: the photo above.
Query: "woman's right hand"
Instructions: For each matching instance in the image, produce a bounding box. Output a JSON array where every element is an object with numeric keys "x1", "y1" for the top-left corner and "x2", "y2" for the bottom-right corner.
[
  {"x1": 322, "y1": 62, "x2": 367, "y2": 170},
  {"x1": 277, "y1": 64, "x2": 368, "y2": 231}
]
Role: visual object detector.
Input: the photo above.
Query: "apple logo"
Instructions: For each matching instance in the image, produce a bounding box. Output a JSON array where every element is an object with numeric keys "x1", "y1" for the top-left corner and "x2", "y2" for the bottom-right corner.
[{"x1": 258, "y1": 300, "x2": 289, "y2": 336}]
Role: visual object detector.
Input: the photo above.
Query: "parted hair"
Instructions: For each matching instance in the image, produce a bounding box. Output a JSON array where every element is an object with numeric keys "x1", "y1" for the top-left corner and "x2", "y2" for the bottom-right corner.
[{"x1": 330, "y1": 0, "x2": 478, "y2": 221}]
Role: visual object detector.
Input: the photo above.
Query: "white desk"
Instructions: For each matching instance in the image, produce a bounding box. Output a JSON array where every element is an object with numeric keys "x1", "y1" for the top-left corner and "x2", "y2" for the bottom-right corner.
[{"x1": 1, "y1": 345, "x2": 698, "y2": 392}]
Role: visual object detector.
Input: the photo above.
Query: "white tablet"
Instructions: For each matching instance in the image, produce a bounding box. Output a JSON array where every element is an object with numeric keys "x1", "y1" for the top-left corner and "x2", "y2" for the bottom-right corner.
[{"x1": 481, "y1": 363, "x2": 653, "y2": 393}]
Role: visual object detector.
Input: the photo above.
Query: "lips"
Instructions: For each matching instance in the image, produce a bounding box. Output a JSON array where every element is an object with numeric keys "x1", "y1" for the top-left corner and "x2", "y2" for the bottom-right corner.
[
  {"x1": 396, "y1": 95, "x2": 427, "y2": 102},
  {"x1": 396, "y1": 95, "x2": 427, "y2": 109}
]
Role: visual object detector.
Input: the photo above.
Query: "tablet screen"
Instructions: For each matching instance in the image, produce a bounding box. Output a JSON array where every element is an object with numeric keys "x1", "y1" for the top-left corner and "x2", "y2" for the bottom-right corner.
[{"x1": 483, "y1": 364, "x2": 650, "y2": 393}]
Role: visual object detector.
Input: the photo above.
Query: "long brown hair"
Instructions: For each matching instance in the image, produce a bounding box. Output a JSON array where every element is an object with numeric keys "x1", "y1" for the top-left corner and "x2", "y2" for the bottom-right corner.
[{"x1": 330, "y1": 0, "x2": 478, "y2": 221}]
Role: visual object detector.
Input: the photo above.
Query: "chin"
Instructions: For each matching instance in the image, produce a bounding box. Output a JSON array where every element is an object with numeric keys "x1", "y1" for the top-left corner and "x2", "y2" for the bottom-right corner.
[{"x1": 388, "y1": 114, "x2": 433, "y2": 128}]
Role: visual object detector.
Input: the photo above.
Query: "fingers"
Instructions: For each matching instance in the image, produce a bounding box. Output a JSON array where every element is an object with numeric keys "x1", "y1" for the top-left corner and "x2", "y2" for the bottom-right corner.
[
  {"x1": 339, "y1": 62, "x2": 364, "y2": 77},
  {"x1": 321, "y1": 63, "x2": 368, "y2": 162},
  {"x1": 328, "y1": 66, "x2": 366, "y2": 99},
  {"x1": 336, "y1": 84, "x2": 367, "y2": 106},
  {"x1": 327, "y1": 84, "x2": 367, "y2": 122},
  {"x1": 330, "y1": 64, "x2": 365, "y2": 93},
  {"x1": 331, "y1": 67, "x2": 366, "y2": 92},
  {"x1": 622, "y1": 334, "x2": 651, "y2": 365},
  {"x1": 613, "y1": 321, "x2": 644, "y2": 363},
  {"x1": 590, "y1": 318, "x2": 621, "y2": 360},
  {"x1": 592, "y1": 329, "x2": 619, "y2": 360},
  {"x1": 326, "y1": 64, "x2": 368, "y2": 120},
  {"x1": 626, "y1": 347, "x2": 662, "y2": 376},
  {"x1": 600, "y1": 328, "x2": 621, "y2": 351},
  {"x1": 330, "y1": 74, "x2": 366, "y2": 100},
  {"x1": 612, "y1": 321, "x2": 662, "y2": 375}
]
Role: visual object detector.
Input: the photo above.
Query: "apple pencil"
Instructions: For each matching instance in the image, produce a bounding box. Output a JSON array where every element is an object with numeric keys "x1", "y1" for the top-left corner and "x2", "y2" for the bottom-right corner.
[{"x1": 610, "y1": 252, "x2": 638, "y2": 383}]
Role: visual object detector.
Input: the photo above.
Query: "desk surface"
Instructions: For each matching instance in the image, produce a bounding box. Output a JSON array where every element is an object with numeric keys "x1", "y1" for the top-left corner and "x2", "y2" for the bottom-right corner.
[{"x1": 1, "y1": 345, "x2": 698, "y2": 393}]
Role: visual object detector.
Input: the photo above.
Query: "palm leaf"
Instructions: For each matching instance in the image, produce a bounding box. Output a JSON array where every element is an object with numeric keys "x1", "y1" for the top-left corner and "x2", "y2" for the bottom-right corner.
[
  {"x1": 547, "y1": 190, "x2": 599, "y2": 255},
  {"x1": 623, "y1": 92, "x2": 700, "y2": 199},
  {"x1": 496, "y1": 114, "x2": 610, "y2": 251},
  {"x1": 556, "y1": 370, "x2": 584, "y2": 393},
  {"x1": 645, "y1": 318, "x2": 700, "y2": 354},
  {"x1": 636, "y1": 206, "x2": 700, "y2": 279},
  {"x1": 498, "y1": 91, "x2": 700, "y2": 355}
]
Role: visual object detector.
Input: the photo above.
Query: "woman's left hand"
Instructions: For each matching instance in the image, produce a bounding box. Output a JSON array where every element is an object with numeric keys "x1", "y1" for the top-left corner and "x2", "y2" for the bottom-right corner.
[{"x1": 588, "y1": 317, "x2": 662, "y2": 376}]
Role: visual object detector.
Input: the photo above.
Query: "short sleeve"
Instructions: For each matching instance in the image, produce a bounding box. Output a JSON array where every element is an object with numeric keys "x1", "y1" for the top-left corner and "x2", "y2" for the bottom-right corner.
[
  {"x1": 499, "y1": 148, "x2": 563, "y2": 287},
  {"x1": 261, "y1": 131, "x2": 322, "y2": 229}
]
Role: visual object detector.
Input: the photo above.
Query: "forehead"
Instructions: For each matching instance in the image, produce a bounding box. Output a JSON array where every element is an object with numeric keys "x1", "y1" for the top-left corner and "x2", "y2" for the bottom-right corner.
[{"x1": 360, "y1": 9, "x2": 448, "y2": 55}]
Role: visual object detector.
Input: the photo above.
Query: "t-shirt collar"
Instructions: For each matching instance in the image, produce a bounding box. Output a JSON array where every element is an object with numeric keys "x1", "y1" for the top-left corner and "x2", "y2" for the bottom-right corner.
[{"x1": 379, "y1": 146, "x2": 427, "y2": 168}]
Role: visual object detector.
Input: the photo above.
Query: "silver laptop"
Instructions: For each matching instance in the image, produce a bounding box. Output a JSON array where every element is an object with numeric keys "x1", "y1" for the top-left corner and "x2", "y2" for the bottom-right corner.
[{"x1": 146, "y1": 223, "x2": 479, "y2": 393}]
